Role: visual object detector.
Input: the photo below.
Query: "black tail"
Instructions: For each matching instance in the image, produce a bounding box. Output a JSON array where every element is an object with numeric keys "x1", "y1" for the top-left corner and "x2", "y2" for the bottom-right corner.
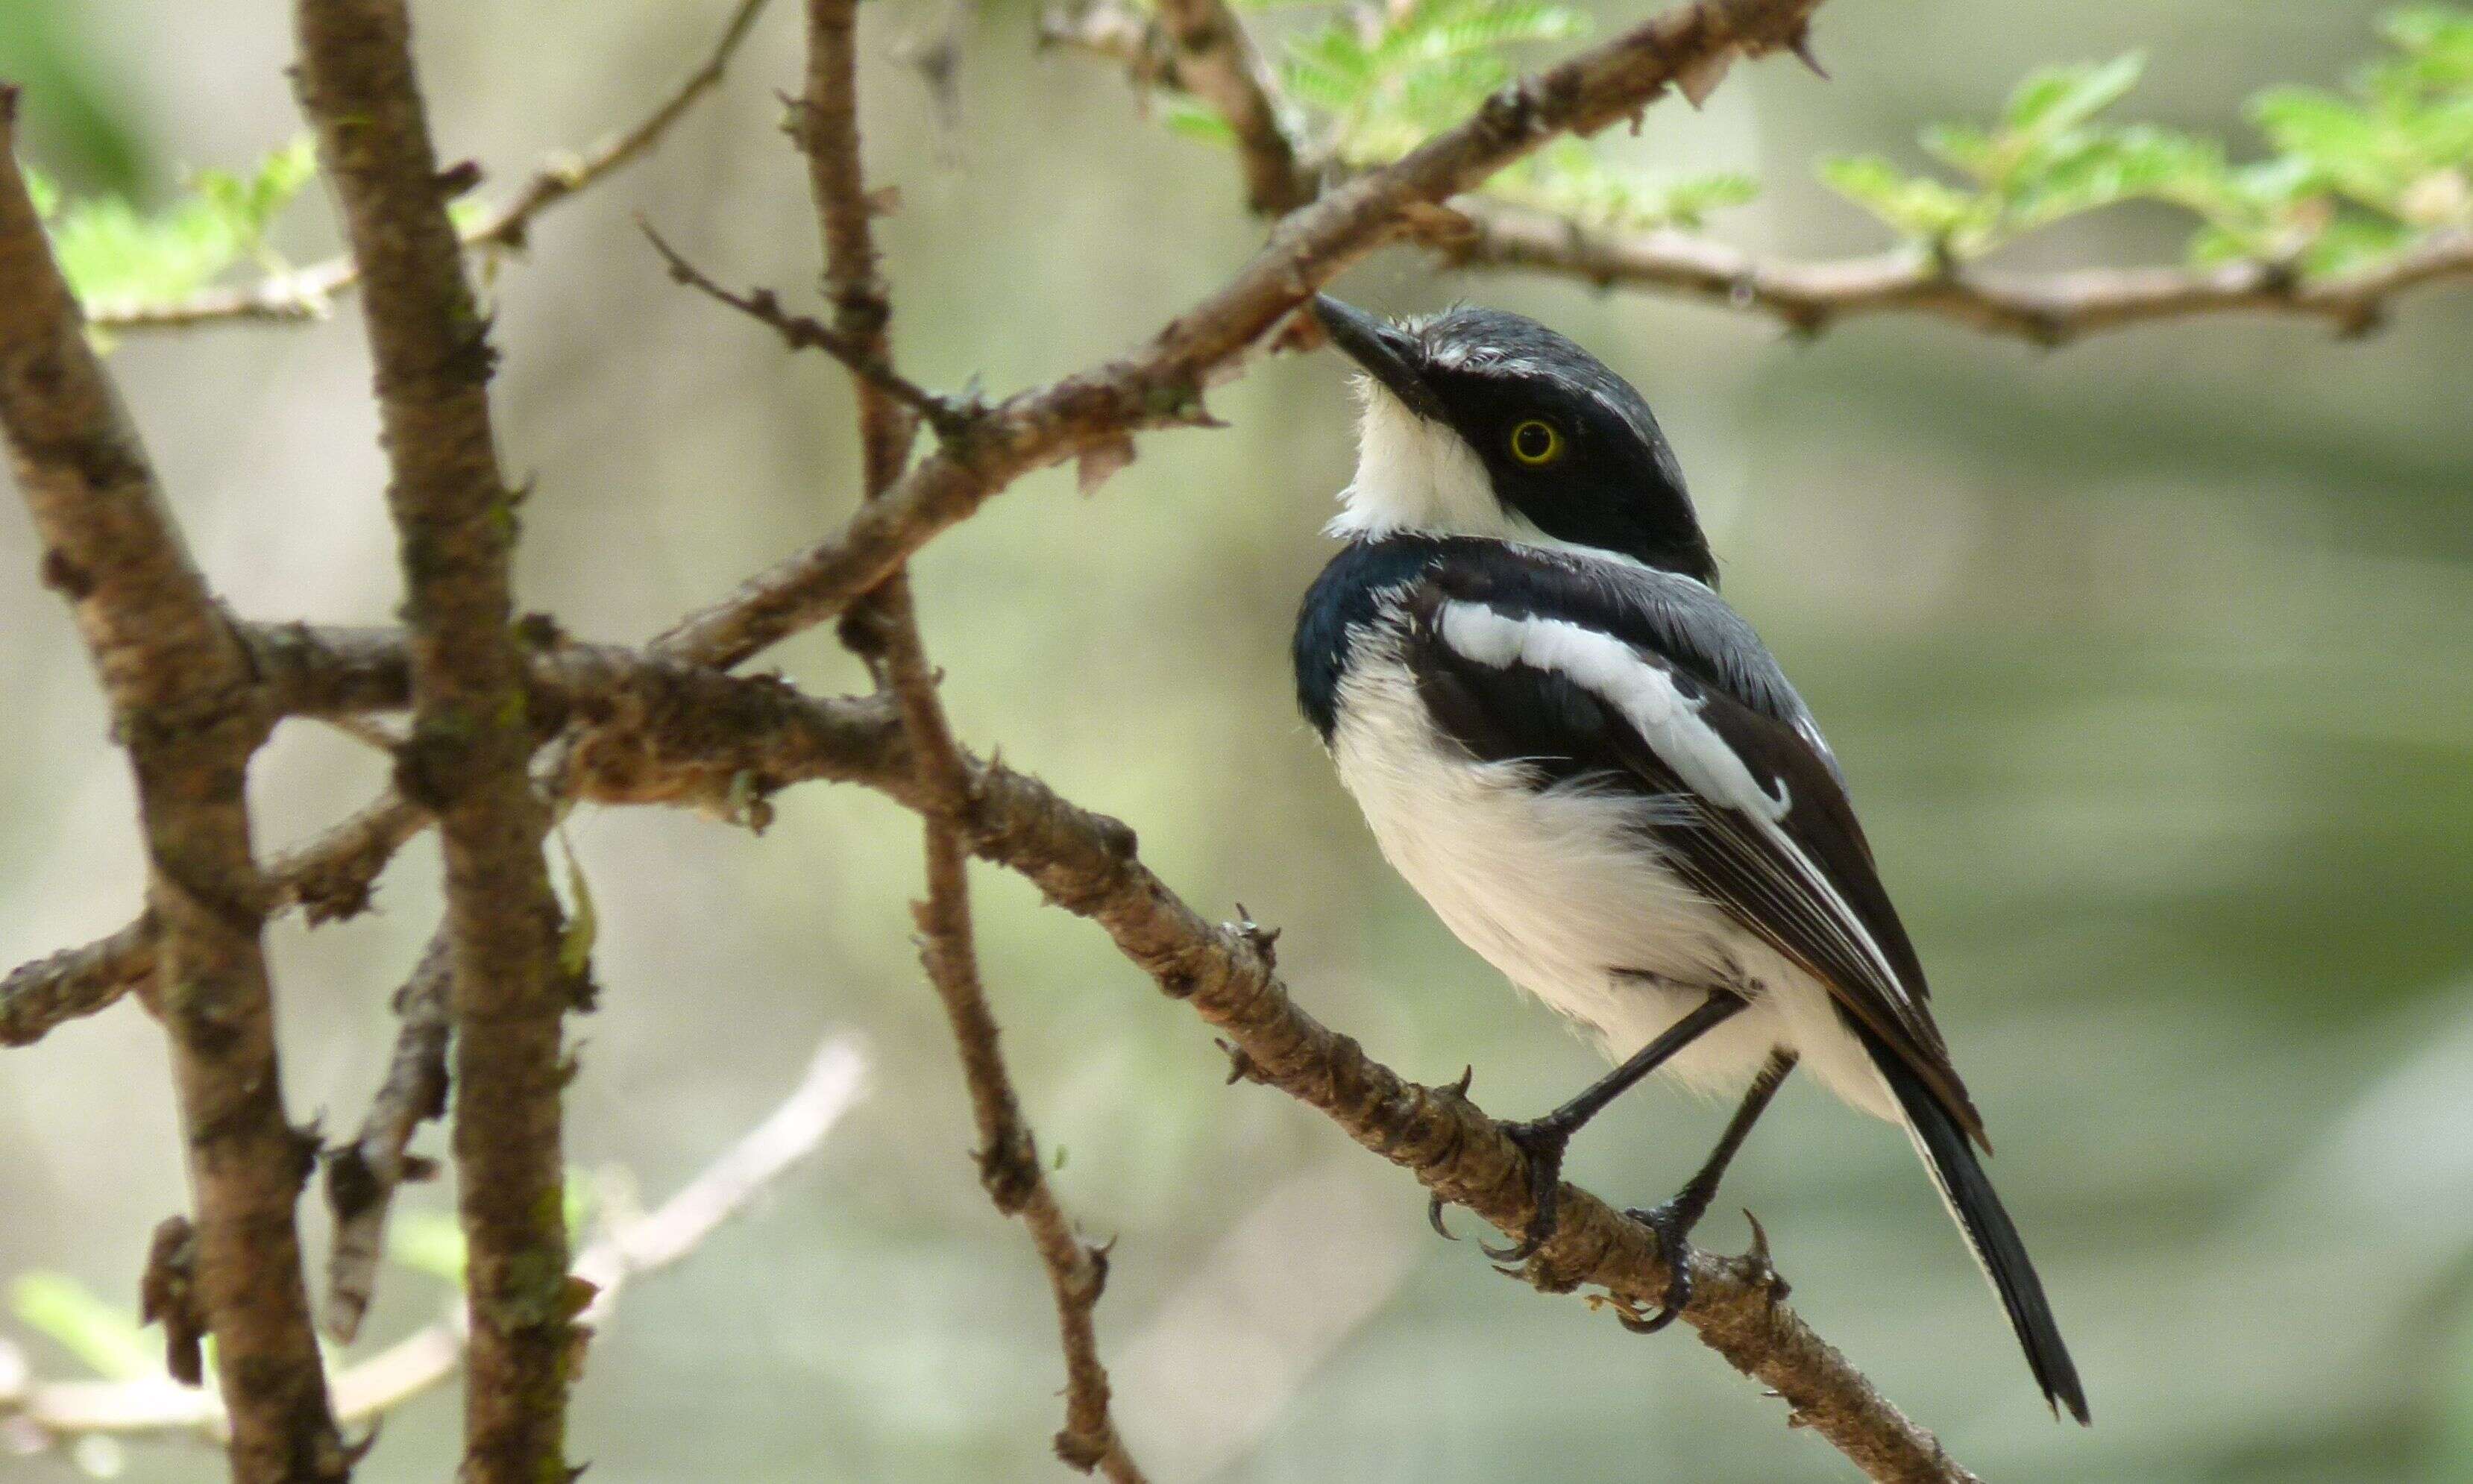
[{"x1": 1867, "y1": 1031, "x2": 2090, "y2": 1424}]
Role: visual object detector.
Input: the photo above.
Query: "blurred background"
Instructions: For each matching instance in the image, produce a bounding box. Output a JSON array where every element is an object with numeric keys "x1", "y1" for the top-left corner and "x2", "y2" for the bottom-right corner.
[{"x1": 2, "y1": 0, "x2": 2469, "y2": 1479}]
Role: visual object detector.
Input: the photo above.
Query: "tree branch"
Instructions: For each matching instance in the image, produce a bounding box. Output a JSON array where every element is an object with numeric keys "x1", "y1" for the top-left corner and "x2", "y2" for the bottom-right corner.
[
  {"x1": 320, "y1": 931, "x2": 452, "y2": 1343},
  {"x1": 1, "y1": 613, "x2": 1998, "y2": 1478},
  {"x1": 796, "y1": 0, "x2": 1145, "y2": 1472},
  {"x1": 1, "y1": 787, "x2": 422, "y2": 1047},
  {"x1": 1, "y1": 1037, "x2": 867, "y2": 1453},
  {"x1": 292, "y1": 4, "x2": 578, "y2": 1477},
  {"x1": 87, "y1": 0, "x2": 777, "y2": 333},
  {"x1": 547, "y1": 646, "x2": 1982, "y2": 1484},
  {"x1": 1052, "y1": 0, "x2": 2470, "y2": 345},
  {"x1": 0, "y1": 89, "x2": 351, "y2": 1483},
  {"x1": 1040, "y1": 0, "x2": 1310, "y2": 215},
  {"x1": 637, "y1": 224, "x2": 970, "y2": 432},
  {"x1": 653, "y1": 0, "x2": 1829, "y2": 671},
  {"x1": 1442, "y1": 201, "x2": 2473, "y2": 345}
]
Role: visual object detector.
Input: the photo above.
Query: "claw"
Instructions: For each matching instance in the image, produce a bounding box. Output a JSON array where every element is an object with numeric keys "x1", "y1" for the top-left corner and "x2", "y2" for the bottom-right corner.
[
  {"x1": 1427, "y1": 1192, "x2": 1458, "y2": 1242},
  {"x1": 1613, "y1": 1198, "x2": 1701, "y2": 1334},
  {"x1": 1477, "y1": 1119, "x2": 1570, "y2": 1263}
]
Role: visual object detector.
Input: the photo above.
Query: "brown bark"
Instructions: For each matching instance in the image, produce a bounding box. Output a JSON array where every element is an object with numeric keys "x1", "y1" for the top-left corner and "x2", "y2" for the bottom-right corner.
[
  {"x1": 291, "y1": 4, "x2": 576, "y2": 1478},
  {"x1": 0, "y1": 91, "x2": 348, "y2": 1484}
]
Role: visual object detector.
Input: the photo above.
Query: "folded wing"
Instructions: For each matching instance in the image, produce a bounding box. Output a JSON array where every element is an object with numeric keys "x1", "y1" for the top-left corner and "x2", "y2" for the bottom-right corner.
[{"x1": 1398, "y1": 549, "x2": 1987, "y2": 1145}]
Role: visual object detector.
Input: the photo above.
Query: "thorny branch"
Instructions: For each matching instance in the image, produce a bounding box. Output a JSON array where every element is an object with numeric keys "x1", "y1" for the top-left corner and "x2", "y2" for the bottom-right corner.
[
  {"x1": 1055, "y1": 0, "x2": 2472, "y2": 345},
  {"x1": 1440, "y1": 203, "x2": 2473, "y2": 345},
  {"x1": 0, "y1": 91, "x2": 351, "y2": 1483},
  {"x1": 638, "y1": 224, "x2": 970, "y2": 433},
  {"x1": 87, "y1": 0, "x2": 778, "y2": 332},
  {"x1": 9, "y1": 0, "x2": 1837, "y2": 1047},
  {"x1": 652, "y1": 0, "x2": 1831, "y2": 670},
  {"x1": 292, "y1": 2, "x2": 577, "y2": 1478},
  {"x1": 1, "y1": 1038, "x2": 868, "y2": 1455},
  {"x1": 166, "y1": 627, "x2": 1983, "y2": 1483},
  {"x1": 794, "y1": 0, "x2": 1145, "y2": 1474},
  {"x1": 1040, "y1": 0, "x2": 1310, "y2": 215},
  {"x1": 0, "y1": 2, "x2": 2041, "y2": 1477},
  {"x1": 321, "y1": 931, "x2": 452, "y2": 1344}
]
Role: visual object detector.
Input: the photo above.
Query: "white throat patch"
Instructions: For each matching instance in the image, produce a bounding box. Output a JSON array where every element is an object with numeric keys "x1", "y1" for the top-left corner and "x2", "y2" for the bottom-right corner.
[{"x1": 1327, "y1": 382, "x2": 1545, "y2": 544}]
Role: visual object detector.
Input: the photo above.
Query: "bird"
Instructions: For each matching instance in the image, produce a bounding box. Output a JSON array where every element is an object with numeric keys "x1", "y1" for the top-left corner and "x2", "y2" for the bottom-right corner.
[{"x1": 1289, "y1": 295, "x2": 2088, "y2": 1423}]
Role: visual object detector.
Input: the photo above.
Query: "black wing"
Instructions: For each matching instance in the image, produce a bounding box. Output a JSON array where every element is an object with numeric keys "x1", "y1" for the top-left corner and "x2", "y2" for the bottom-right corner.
[{"x1": 1399, "y1": 544, "x2": 1987, "y2": 1145}]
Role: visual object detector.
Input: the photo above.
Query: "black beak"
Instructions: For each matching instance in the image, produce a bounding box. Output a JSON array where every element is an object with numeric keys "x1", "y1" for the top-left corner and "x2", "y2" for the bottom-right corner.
[{"x1": 1312, "y1": 295, "x2": 1445, "y2": 421}]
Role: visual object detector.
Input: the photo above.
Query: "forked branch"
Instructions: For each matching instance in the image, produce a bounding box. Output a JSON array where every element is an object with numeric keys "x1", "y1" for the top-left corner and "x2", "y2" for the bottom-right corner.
[{"x1": 0, "y1": 89, "x2": 349, "y2": 1483}]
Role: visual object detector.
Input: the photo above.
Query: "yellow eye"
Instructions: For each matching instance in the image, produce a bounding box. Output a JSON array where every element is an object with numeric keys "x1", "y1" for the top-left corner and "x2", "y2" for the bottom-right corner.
[{"x1": 1508, "y1": 419, "x2": 1562, "y2": 465}]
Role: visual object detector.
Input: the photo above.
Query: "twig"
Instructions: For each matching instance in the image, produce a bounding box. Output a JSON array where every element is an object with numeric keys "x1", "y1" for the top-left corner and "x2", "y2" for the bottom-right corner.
[
  {"x1": 1, "y1": 1037, "x2": 867, "y2": 1450},
  {"x1": 655, "y1": 0, "x2": 1830, "y2": 671},
  {"x1": 0, "y1": 915, "x2": 157, "y2": 1047},
  {"x1": 637, "y1": 222, "x2": 967, "y2": 432},
  {"x1": 9, "y1": 0, "x2": 1833, "y2": 1046},
  {"x1": 796, "y1": 0, "x2": 1146, "y2": 1474},
  {"x1": 321, "y1": 931, "x2": 453, "y2": 1343},
  {"x1": 87, "y1": 0, "x2": 778, "y2": 331},
  {"x1": 1041, "y1": 0, "x2": 1311, "y2": 214},
  {"x1": 1052, "y1": 0, "x2": 2469, "y2": 344},
  {"x1": 1, "y1": 618, "x2": 1996, "y2": 1478},
  {"x1": 0, "y1": 89, "x2": 351, "y2": 1482},
  {"x1": 540, "y1": 656, "x2": 1980, "y2": 1484},
  {"x1": 1443, "y1": 201, "x2": 2473, "y2": 345},
  {"x1": 292, "y1": 4, "x2": 578, "y2": 1478}
]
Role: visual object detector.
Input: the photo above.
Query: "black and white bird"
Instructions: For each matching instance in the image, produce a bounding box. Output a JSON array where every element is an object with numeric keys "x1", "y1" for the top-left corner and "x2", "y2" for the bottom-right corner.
[{"x1": 1291, "y1": 295, "x2": 2087, "y2": 1422}]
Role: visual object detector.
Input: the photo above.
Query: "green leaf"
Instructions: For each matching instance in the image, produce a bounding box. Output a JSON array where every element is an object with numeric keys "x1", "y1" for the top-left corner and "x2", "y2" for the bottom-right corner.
[
  {"x1": 2383, "y1": 6, "x2": 2473, "y2": 87},
  {"x1": 24, "y1": 166, "x2": 60, "y2": 221},
  {"x1": 554, "y1": 826, "x2": 596, "y2": 982},
  {"x1": 2300, "y1": 210, "x2": 2417, "y2": 274},
  {"x1": 39, "y1": 136, "x2": 318, "y2": 309},
  {"x1": 1920, "y1": 123, "x2": 1996, "y2": 180},
  {"x1": 1161, "y1": 101, "x2": 1238, "y2": 145},
  {"x1": 10, "y1": 1273, "x2": 154, "y2": 1380},
  {"x1": 1818, "y1": 154, "x2": 1985, "y2": 246},
  {"x1": 2011, "y1": 125, "x2": 2231, "y2": 227},
  {"x1": 2002, "y1": 52, "x2": 2147, "y2": 142}
]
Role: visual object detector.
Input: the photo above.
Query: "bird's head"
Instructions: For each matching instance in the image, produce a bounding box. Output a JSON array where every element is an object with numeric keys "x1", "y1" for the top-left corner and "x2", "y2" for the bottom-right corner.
[{"x1": 1311, "y1": 295, "x2": 1715, "y2": 586}]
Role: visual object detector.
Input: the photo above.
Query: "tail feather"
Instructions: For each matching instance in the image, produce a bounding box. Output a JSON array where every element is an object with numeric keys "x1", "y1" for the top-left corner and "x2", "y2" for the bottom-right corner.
[{"x1": 1865, "y1": 1029, "x2": 2090, "y2": 1424}]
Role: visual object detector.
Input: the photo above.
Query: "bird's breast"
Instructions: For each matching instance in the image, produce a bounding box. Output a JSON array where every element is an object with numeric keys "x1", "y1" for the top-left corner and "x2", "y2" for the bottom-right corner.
[{"x1": 1327, "y1": 620, "x2": 1733, "y2": 1035}]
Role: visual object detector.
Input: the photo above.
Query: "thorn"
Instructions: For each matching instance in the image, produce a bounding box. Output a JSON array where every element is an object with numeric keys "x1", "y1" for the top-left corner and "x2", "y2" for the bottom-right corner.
[
  {"x1": 1675, "y1": 51, "x2": 1733, "y2": 109},
  {"x1": 434, "y1": 160, "x2": 485, "y2": 198},
  {"x1": 1441, "y1": 1064, "x2": 1474, "y2": 1100},
  {"x1": 1214, "y1": 1037, "x2": 1264, "y2": 1085},
  {"x1": 1741, "y1": 1208, "x2": 1791, "y2": 1304},
  {"x1": 1786, "y1": 25, "x2": 1829, "y2": 80}
]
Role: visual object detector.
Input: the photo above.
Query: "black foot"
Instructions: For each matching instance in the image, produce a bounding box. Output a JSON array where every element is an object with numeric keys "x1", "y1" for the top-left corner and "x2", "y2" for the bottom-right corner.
[
  {"x1": 1479, "y1": 1119, "x2": 1574, "y2": 1264},
  {"x1": 1612, "y1": 1197, "x2": 1704, "y2": 1333}
]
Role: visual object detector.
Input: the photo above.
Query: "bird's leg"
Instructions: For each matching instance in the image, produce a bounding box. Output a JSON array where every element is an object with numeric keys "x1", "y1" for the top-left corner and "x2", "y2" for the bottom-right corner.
[
  {"x1": 1477, "y1": 988, "x2": 1749, "y2": 1263},
  {"x1": 1618, "y1": 1048, "x2": 1798, "y2": 1333}
]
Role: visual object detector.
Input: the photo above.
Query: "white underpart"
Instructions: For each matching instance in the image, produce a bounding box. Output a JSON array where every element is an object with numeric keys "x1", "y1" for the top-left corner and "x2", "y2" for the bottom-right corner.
[{"x1": 1330, "y1": 609, "x2": 1897, "y2": 1121}]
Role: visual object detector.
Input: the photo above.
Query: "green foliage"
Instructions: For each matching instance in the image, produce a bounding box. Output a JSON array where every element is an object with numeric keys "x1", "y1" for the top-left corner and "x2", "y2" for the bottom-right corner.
[
  {"x1": 10, "y1": 1272, "x2": 154, "y2": 1380},
  {"x1": 1258, "y1": 0, "x2": 1753, "y2": 230},
  {"x1": 28, "y1": 136, "x2": 315, "y2": 306},
  {"x1": 1145, "y1": 0, "x2": 2469, "y2": 274},
  {"x1": 1490, "y1": 140, "x2": 1756, "y2": 231},
  {"x1": 1820, "y1": 8, "x2": 2473, "y2": 275}
]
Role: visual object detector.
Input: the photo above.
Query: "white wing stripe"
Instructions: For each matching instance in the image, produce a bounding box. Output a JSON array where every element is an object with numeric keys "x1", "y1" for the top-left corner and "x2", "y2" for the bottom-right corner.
[
  {"x1": 1436, "y1": 603, "x2": 1791, "y2": 823},
  {"x1": 1759, "y1": 820, "x2": 1926, "y2": 1022},
  {"x1": 1435, "y1": 600, "x2": 1929, "y2": 1033}
]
